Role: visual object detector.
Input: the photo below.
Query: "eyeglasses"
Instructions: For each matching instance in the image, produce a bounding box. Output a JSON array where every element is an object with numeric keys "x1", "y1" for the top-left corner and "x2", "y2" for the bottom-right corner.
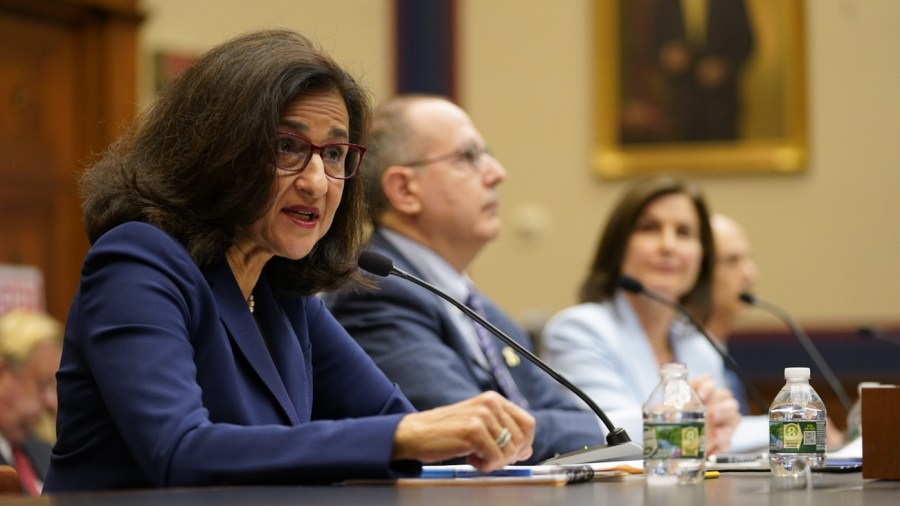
[
  {"x1": 402, "y1": 144, "x2": 493, "y2": 173},
  {"x1": 274, "y1": 131, "x2": 367, "y2": 180}
]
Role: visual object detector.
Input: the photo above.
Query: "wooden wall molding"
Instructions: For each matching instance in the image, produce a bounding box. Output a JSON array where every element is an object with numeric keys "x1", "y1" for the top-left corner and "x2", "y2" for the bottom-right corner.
[{"x1": 1, "y1": 0, "x2": 143, "y2": 321}]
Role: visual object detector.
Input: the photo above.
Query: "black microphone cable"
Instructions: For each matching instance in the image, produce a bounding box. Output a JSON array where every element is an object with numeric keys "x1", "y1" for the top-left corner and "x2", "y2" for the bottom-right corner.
[
  {"x1": 740, "y1": 293, "x2": 852, "y2": 413},
  {"x1": 358, "y1": 251, "x2": 644, "y2": 464}
]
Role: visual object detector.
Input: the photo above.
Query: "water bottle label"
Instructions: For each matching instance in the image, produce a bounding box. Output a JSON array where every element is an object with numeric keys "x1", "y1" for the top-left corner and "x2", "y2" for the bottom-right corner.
[
  {"x1": 643, "y1": 422, "x2": 705, "y2": 459},
  {"x1": 768, "y1": 420, "x2": 826, "y2": 454}
]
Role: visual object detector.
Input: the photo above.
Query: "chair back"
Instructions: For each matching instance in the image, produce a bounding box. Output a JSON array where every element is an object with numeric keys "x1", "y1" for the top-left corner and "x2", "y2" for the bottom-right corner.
[{"x1": 0, "y1": 465, "x2": 23, "y2": 495}]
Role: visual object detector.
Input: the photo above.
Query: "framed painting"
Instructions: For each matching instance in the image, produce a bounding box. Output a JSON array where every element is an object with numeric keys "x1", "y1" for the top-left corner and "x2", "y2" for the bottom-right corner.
[{"x1": 594, "y1": 0, "x2": 807, "y2": 178}]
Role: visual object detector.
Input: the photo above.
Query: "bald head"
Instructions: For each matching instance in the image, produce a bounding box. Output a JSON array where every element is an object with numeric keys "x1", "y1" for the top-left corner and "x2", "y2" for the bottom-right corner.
[
  {"x1": 712, "y1": 215, "x2": 753, "y2": 269},
  {"x1": 360, "y1": 95, "x2": 453, "y2": 221},
  {"x1": 709, "y1": 214, "x2": 759, "y2": 337},
  {"x1": 359, "y1": 94, "x2": 506, "y2": 271}
]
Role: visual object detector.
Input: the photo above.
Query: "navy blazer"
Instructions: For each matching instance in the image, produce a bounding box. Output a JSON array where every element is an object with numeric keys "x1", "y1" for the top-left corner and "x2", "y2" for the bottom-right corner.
[
  {"x1": 45, "y1": 222, "x2": 417, "y2": 492},
  {"x1": 325, "y1": 230, "x2": 605, "y2": 463}
]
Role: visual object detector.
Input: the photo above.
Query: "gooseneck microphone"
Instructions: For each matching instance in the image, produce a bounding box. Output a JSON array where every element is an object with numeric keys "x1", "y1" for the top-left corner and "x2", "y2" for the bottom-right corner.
[
  {"x1": 618, "y1": 276, "x2": 769, "y2": 413},
  {"x1": 740, "y1": 293, "x2": 852, "y2": 413},
  {"x1": 357, "y1": 251, "x2": 644, "y2": 464},
  {"x1": 858, "y1": 326, "x2": 900, "y2": 348}
]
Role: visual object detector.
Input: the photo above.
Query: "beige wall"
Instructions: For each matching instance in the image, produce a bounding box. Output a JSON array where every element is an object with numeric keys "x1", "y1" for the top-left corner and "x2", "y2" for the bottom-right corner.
[
  {"x1": 140, "y1": 0, "x2": 900, "y2": 330},
  {"x1": 138, "y1": 0, "x2": 395, "y2": 106}
]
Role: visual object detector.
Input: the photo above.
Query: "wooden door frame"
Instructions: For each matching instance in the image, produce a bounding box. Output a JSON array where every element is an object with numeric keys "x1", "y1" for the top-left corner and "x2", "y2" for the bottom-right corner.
[{"x1": 1, "y1": 0, "x2": 142, "y2": 321}]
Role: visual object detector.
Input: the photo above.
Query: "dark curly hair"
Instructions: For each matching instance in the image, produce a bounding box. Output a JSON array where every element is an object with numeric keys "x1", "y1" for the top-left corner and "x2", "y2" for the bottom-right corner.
[
  {"x1": 578, "y1": 175, "x2": 715, "y2": 322},
  {"x1": 80, "y1": 29, "x2": 371, "y2": 295}
]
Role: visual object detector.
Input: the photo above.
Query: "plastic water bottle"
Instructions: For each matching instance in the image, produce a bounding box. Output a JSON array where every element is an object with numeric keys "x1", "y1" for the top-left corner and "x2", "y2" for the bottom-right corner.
[
  {"x1": 768, "y1": 367, "x2": 827, "y2": 476},
  {"x1": 643, "y1": 363, "x2": 706, "y2": 485}
]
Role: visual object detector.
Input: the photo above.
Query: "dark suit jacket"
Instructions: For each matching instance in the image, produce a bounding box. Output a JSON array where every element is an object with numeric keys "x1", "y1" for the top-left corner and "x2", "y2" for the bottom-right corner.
[
  {"x1": 655, "y1": 0, "x2": 754, "y2": 65},
  {"x1": 654, "y1": 0, "x2": 755, "y2": 140},
  {"x1": 325, "y1": 230, "x2": 605, "y2": 463},
  {"x1": 45, "y1": 222, "x2": 417, "y2": 492}
]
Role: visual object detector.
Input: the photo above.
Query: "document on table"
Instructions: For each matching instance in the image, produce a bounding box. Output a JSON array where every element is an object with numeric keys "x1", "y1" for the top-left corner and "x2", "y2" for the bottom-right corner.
[
  {"x1": 828, "y1": 436, "x2": 862, "y2": 460},
  {"x1": 729, "y1": 415, "x2": 770, "y2": 453}
]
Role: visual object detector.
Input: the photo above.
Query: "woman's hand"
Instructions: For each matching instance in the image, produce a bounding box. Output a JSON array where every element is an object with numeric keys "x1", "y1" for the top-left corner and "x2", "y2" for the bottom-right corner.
[
  {"x1": 690, "y1": 374, "x2": 741, "y2": 456},
  {"x1": 392, "y1": 391, "x2": 535, "y2": 471},
  {"x1": 826, "y1": 417, "x2": 846, "y2": 449}
]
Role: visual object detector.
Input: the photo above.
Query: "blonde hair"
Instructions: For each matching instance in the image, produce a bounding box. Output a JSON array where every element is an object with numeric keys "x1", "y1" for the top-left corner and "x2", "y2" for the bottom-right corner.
[{"x1": 0, "y1": 308, "x2": 63, "y2": 368}]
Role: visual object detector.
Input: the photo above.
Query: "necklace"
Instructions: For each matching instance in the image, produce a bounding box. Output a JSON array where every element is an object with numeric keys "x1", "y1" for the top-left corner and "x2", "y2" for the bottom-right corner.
[{"x1": 248, "y1": 293, "x2": 255, "y2": 314}]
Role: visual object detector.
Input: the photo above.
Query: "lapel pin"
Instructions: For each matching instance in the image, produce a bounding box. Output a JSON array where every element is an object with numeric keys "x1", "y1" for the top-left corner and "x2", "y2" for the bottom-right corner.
[{"x1": 501, "y1": 346, "x2": 520, "y2": 368}]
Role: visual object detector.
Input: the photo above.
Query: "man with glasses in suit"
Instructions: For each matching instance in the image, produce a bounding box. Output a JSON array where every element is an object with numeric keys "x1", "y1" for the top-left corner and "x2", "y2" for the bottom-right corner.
[{"x1": 326, "y1": 95, "x2": 608, "y2": 463}]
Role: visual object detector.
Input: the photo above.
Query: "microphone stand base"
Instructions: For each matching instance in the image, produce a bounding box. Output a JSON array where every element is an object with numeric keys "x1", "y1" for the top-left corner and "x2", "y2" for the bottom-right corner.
[{"x1": 540, "y1": 441, "x2": 644, "y2": 465}]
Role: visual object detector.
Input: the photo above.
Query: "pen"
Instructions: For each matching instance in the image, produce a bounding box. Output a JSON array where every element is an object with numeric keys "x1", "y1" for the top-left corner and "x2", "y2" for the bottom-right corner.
[
  {"x1": 419, "y1": 466, "x2": 534, "y2": 479},
  {"x1": 708, "y1": 452, "x2": 766, "y2": 464}
]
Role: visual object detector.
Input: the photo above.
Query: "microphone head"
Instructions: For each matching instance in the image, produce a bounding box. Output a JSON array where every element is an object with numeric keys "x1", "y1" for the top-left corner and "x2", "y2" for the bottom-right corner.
[
  {"x1": 858, "y1": 326, "x2": 900, "y2": 347},
  {"x1": 858, "y1": 326, "x2": 879, "y2": 339},
  {"x1": 357, "y1": 251, "x2": 394, "y2": 277},
  {"x1": 617, "y1": 276, "x2": 644, "y2": 294},
  {"x1": 739, "y1": 292, "x2": 757, "y2": 305}
]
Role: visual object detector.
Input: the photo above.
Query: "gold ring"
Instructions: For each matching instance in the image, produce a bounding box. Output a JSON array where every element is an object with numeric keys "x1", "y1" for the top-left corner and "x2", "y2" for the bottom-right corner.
[{"x1": 495, "y1": 427, "x2": 512, "y2": 449}]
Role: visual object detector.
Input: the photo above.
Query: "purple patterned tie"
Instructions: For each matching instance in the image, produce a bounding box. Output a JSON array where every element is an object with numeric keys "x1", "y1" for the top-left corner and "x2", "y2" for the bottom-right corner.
[{"x1": 465, "y1": 289, "x2": 529, "y2": 407}]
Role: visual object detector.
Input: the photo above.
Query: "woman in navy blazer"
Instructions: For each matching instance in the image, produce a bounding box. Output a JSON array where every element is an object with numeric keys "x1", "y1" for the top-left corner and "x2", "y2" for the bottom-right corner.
[{"x1": 44, "y1": 30, "x2": 533, "y2": 492}]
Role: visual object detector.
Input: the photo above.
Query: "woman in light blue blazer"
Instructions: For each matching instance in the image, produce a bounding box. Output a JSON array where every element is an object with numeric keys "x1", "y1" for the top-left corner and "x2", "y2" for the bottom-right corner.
[
  {"x1": 44, "y1": 29, "x2": 533, "y2": 493},
  {"x1": 541, "y1": 175, "x2": 741, "y2": 455}
]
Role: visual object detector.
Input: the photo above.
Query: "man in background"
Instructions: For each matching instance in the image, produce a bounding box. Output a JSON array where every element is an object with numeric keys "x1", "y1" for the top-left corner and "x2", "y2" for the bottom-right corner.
[
  {"x1": 326, "y1": 95, "x2": 610, "y2": 463},
  {"x1": 0, "y1": 308, "x2": 63, "y2": 495},
  {"x1": 707, "y1": 214, "x2": 759, "y2": 345},
  {"x1": 706, "y1": 215, "x2": 845, "y2": 448},
  {"x1": 706, "y1": 214, "x2": 758, "y2": 414}
]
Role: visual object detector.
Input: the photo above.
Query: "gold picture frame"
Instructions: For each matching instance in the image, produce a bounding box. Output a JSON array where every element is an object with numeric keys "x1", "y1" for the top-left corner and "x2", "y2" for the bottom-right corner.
[{"x1": 594, "y1": 0, "x2": 807, "y2": 178}]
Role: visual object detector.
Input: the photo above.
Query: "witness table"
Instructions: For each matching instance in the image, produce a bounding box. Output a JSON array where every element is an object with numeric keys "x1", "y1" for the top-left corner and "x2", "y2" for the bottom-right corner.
[{"x1": 5, "y1": 472, "x2": 899, "y2": 505}]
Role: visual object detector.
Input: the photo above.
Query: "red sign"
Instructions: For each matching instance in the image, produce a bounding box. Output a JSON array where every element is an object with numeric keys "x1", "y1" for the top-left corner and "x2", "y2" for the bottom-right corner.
[{"x1": 0, "y1": 264, "x2": 44, "y2": 316}]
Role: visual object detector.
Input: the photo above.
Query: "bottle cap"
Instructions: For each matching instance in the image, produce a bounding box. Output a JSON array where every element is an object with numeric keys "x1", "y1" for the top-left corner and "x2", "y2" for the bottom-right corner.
[
  {"x1": 661, "y1": 362, "x2": 687, "y2": 374},
  {"x1": 784, "y1": 367, "x2": 810, "y2": 378}
]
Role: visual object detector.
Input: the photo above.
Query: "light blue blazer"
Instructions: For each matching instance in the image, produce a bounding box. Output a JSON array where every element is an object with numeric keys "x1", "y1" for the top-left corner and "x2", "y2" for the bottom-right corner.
[{"x1": 540, "y1": 292, "x2": 726, "y2": 441}]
